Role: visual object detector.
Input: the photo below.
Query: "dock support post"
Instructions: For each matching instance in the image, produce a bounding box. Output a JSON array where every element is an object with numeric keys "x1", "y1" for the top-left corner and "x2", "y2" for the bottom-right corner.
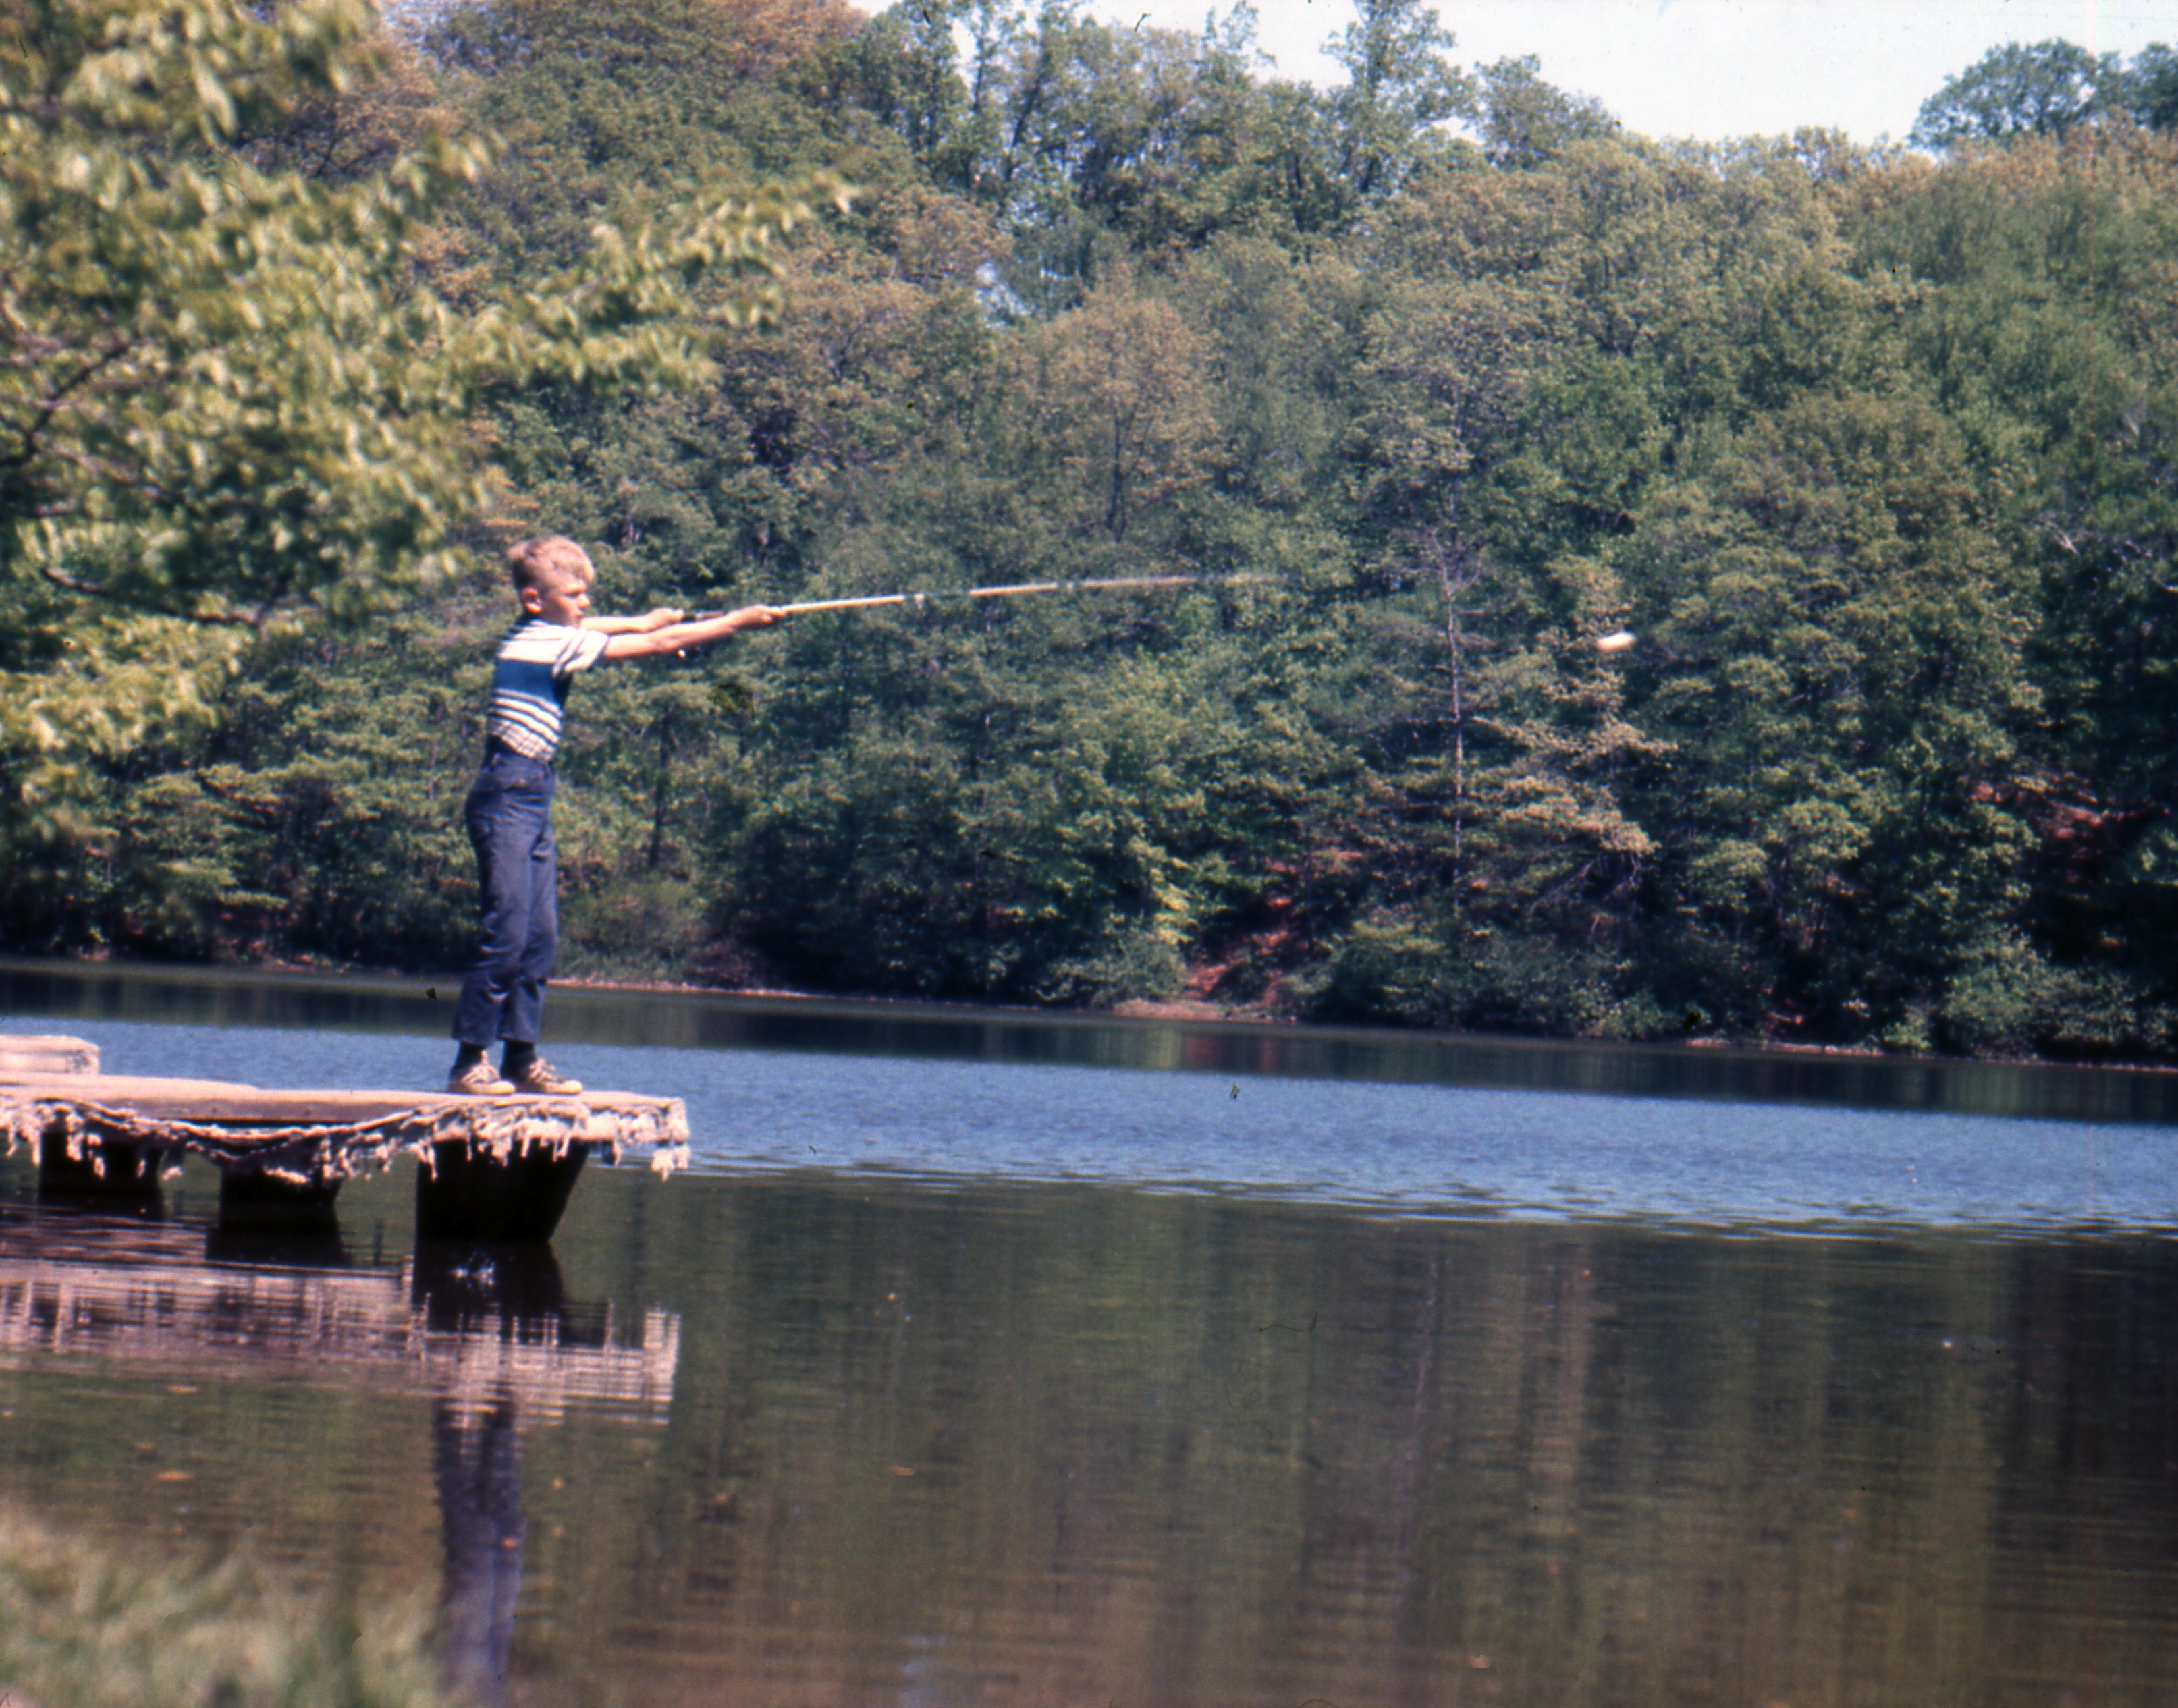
[
  {"x1": 416, "y1": 1141, "x2": 590, "y2": 1243},
  {"x1": 37, "y1": 1131, "x2": 164, "y2": 1202},
  {"x1": 218, "y1": 1168, "x2": 344, "y2": 1230}
]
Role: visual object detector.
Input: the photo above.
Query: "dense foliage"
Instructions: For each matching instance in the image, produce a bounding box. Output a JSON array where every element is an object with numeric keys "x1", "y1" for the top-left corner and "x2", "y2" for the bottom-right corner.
[{"x1": 7, "y1": 0, "x2": 2178, "y2": 1060}]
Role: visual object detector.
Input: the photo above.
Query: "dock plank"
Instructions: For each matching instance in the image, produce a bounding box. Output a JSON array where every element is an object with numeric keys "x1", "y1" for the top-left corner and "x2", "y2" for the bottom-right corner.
[
  {"x1": 0, "y1": 1037, "x2": 98, "y2": 1076},
  {"x1": 0, "y1": 1067, "x2": 690, "y2": 1192},
  {"x1": 0, "y1": 1037, "x2": 691, "y2": 1232},
  {"x1": 0, "y1": 1072, "x2": 685, "y2": 1138}
]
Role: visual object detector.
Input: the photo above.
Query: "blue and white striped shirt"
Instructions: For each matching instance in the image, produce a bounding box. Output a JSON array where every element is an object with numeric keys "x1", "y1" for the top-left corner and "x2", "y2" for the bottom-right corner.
[{"x1": 484, "y1": 619, "x2": 611, "y2": 760}]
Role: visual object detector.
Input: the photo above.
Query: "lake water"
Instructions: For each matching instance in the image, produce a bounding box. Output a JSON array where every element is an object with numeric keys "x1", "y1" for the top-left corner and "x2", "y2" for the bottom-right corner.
[{"x1": 2, "y1": 962, "x2": 2177, "y2": 1705}]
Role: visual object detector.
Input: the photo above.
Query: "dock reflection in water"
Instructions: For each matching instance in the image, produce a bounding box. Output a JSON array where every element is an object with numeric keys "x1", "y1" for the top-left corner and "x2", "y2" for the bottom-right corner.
[{"x1": 0, "y1": 1199, "x2": 674, "y2": 1707}]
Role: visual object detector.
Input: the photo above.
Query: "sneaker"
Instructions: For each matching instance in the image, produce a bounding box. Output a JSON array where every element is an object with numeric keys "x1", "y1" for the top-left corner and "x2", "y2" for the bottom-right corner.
[
  {"x1": 508, "y1": 1057, "x2": 583, "y2": 1095},
  {"x1": 447, "y1": 1058, "x2": 516, "y2": 1095}
]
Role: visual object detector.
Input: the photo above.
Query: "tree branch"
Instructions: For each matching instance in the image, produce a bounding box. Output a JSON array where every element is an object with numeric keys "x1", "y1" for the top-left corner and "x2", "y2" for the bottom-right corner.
[{"x1": 36, "y1": 561, "x2": 267, "y2": 628}]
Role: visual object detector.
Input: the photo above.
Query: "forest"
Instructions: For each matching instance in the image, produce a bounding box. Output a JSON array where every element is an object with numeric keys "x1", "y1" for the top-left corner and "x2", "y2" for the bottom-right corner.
[{"x1": 5, "y1": 0, "x2": 2178, "y2": 1060}]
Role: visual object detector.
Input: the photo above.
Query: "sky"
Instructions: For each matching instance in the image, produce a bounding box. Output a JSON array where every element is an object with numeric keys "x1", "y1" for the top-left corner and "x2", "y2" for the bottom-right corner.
[{"x1": 1078, "y1": 1, "x2": 2178, "y2": 143}]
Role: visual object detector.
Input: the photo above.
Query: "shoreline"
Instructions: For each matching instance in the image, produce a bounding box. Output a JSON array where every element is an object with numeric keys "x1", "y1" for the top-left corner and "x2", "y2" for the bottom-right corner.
[{"x1": 3, "y1": 949, "x2": 2177, "y2": 1081}]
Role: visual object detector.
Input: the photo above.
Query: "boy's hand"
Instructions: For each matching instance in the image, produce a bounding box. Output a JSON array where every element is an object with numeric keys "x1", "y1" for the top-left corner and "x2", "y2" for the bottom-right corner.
[
  {"x1": 602, "y1": 603, "x2": 784, "y2": 659},
  {"x1": 641, "y1": 607, "x2": 686, "y2": 631}
]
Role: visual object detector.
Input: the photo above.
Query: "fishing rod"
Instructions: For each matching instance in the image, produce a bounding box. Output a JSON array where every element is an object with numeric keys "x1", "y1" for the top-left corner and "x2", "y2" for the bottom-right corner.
[
  {"x1": 696, "y1": 571, "x2": 1248, "y2": 620},
  {"x1": 695, "y1": 572, "x2": 1639, "y2": 651}
]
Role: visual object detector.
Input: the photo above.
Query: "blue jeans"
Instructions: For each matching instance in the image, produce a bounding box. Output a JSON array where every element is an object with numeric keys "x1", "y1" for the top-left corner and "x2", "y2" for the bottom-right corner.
[{"x1": 454, "y1": 748, "x2": 558, "y2": 1049}]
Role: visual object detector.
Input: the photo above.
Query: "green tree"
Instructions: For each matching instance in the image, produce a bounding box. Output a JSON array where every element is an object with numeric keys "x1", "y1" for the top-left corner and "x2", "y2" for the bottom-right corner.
[
  {"x1": 2133, "y1": 43, "x2": 2178, "y2": 130},
  {"x1": 0, "y1": 0, "x2": 842, "y2": 943},
  {"x1": 1468, "y1": 55, "x2": 1616, "y2": 170},
  {"x1": 426, "y1": 0, "x2": 861, "y2": 269},
  {"x1": 1297, "y1": 517, "x2": 1662, "y2": 1035},
  {"x1": 1010, "y1": 274, "x2": 1218, "y2": 543},
  {"x1": 1843, "y1": 129, "x2": 2178, "y2": 1046},
  {"x1": 1911, "y1": 40, "x2": 2121, "y2": 148},
  {"x1": 1321, "y1": 0, "x2": 1473, "y2": 201},
  {"x1": 1626, "y1": 394, "x2": 2042, "y2": 1042}
]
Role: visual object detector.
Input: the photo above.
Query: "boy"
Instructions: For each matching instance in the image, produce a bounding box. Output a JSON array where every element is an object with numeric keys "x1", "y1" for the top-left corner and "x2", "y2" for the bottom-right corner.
[{"x1": 448, "y1": 535, "x2": 780, "y2": 1095}]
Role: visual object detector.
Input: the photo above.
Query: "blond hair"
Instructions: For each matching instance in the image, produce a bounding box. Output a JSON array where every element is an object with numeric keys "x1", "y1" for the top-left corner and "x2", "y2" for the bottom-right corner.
[{"x1": 504, "y1": 535, "x2": 591, "y2": 593}]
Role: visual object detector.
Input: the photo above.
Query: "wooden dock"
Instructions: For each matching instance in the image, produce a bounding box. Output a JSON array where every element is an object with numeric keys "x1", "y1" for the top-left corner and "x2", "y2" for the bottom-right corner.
[{"x1": 0, "y1": 1035, "x2": 689, "y2": 1240}]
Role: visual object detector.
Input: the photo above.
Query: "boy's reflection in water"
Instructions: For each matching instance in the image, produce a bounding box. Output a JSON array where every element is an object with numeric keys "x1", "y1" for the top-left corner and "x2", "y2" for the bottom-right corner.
[
  {"x1": 416, "y1": 1244, "x2": 564, "y2": 1708},
  {"x1": 435, "y1": 1398, "x2": 526, "y2": 1708}
]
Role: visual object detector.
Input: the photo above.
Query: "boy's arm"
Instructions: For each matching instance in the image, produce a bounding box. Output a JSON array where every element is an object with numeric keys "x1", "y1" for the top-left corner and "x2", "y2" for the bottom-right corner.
[
  {"x1": 600, "y1": 605, "x2": 782, "y2": 659},
  {"x1": 583, "y1": 607, "x2": 684, "y2": 635}
]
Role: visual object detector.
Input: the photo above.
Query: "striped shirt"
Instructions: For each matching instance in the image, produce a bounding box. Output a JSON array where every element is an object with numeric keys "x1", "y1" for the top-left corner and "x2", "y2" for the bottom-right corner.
[{"x1": 484, "y1": 619, "x2": 611, "y2": 759}]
